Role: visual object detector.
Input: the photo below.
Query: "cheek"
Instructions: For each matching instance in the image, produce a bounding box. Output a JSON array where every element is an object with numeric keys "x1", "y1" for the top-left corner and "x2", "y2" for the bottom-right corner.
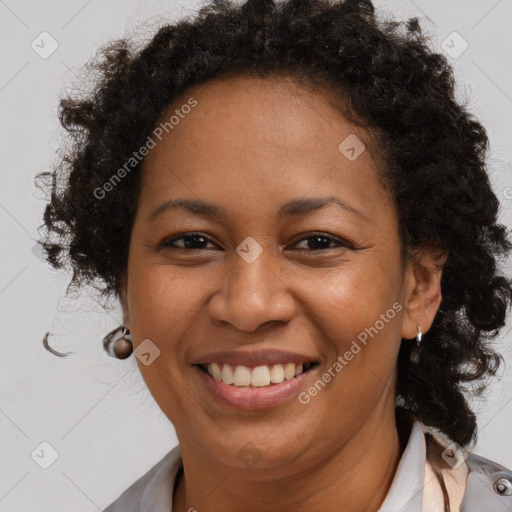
[
  {"x1": 309, "y1": 258, "x2": 400, "y2": 330},
  {"x1": 126, "y1": 260, "x2": 208, "y2": 343},
  {"x1": 125, "y1": 262, "x2": 209, "y2": 423},
  {"x1": 304, "y1": 255, "x2": 403, "y2": 377}
]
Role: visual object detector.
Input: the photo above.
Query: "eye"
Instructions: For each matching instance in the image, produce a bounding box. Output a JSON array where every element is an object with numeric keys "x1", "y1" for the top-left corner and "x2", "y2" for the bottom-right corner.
[
  {"x1": 158, "y1": 232, "x2": 351, "y2": 252},
  {"x1": 290, "y1": 233, "x2": 350, "y2": 251},
  {"x1": 159, "y1": 232, "x2": 219, "y2": 250}
]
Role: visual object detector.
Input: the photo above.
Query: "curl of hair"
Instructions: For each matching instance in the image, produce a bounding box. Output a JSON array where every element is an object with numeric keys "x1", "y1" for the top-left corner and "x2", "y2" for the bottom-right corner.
[{"x1": 36, "y1": 0, "x2": 512, "y2": 446}]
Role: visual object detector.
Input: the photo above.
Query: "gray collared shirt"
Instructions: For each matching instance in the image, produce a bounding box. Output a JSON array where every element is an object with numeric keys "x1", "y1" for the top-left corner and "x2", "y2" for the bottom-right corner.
[{"x1": 103, "y1": 416, "x2": 512, "y2": 511}]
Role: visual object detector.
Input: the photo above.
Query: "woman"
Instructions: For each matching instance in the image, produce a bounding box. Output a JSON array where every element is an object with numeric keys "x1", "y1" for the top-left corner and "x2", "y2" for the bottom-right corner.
[{"x1": 37, "y1": 0, "x2": 512, "y2": 510}]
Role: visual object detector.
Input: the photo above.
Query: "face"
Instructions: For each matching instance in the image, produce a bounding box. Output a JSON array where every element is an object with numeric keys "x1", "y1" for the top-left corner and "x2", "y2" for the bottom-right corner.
[{"x1": 122, "y1": 75, "x2": 443, "y2": 475}]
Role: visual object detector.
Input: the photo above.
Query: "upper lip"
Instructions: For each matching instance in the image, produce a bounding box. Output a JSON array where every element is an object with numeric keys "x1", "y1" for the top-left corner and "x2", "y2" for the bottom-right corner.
[{"x1": 192, "y1": 349, "x2": 319, "y2": 367}]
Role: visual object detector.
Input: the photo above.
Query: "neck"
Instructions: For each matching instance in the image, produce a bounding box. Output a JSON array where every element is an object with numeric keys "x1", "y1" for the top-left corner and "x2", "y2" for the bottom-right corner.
[{"x1": 173, "y1": 405, "x2": 409, "y2": 512}]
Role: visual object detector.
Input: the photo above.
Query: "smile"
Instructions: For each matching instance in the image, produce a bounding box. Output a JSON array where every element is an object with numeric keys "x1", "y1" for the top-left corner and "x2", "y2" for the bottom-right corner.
[
  {"x1": 194, "y1": 359, "x2": 320, "y2": 410},
  {"x1": 198, "y1": 362, "x2": 318, "y2": 387}
]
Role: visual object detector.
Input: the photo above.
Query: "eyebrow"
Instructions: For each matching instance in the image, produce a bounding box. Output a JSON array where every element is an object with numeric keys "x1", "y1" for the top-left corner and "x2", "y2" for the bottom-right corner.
[{"x1": 148, "y1": 196, "x2": 369, "y2": 222}]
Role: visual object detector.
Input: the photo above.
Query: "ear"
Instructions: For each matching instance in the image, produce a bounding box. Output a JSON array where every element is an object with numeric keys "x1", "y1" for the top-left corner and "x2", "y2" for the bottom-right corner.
[
  {"x1": 119, "y1": 272, "x2": 130, "y2": 328},
  {"x1": 401, "y1": 244, "x2": 449, "y2": 340}
]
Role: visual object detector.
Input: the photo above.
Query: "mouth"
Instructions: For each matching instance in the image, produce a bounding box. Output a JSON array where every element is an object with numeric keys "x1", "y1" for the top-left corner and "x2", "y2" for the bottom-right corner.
[
  {"x1": 195, "y1": 361, "x2": 319, "y2": 388},
  {"x1": 192, "y1": 349, "x2": 322, "y2": 409}
]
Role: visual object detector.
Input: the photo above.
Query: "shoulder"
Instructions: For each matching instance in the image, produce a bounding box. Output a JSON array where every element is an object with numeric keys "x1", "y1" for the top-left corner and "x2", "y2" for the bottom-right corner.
[
  {"x1": 425, "y1": 431, "x2": 512, "y2": 511},
  {"x1": 462, "y1": 451, "x2": 512, "y2": 510},
  {"x1": 102, "y1": 445, "x2": 182, "y2": 512}
]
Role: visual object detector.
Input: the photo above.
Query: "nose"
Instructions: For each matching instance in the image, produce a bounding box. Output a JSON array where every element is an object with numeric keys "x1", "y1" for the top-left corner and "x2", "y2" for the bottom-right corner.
[{"x1": 207, "y1": 244, "x2": 296, "y2": 333}]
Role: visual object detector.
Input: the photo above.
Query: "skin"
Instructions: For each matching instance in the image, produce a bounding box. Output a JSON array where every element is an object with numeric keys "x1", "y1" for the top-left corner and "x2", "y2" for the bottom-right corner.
[{"x1": 121, "y1": 75, "x2": 448, "y2": 512}]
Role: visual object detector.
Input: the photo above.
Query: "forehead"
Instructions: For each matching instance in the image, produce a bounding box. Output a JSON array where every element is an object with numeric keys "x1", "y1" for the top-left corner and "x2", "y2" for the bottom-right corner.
[
  {"x1": 137, "y1": 75, "x2": 393, "y2": 225},
  {"x1": 146, "y1": 75, "x2": 368, "y2": 163}
]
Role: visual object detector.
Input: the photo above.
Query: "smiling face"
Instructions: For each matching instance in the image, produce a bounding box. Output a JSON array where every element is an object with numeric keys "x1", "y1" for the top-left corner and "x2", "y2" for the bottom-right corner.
[{"x1": 122, "y1": 75, "x2": 443, "y2": 476}]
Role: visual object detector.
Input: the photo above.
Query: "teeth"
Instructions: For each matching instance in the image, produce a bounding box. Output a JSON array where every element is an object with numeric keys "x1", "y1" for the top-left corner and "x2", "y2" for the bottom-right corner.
[
  {"x1": 284, "y1": 363, "x2": 296, "y2": 380},
  {"x1": 251, "y1": 366, "x2": 271, "y2": 387},
  {"x1": 233, "y1": 365, "x2": 251, "y2": 386},
  {"x1": 211, "y1": 362, "x2": 222, "y2": 382},
  {"x1": 205, "y1": 362, "x2": 309, "y2": 387},
  {"x1": 270, "y1": 364, "x2": 284, "y2": 383},
  {"x1": 221, "y1": 364, "x2": 234, "y2": 384}
]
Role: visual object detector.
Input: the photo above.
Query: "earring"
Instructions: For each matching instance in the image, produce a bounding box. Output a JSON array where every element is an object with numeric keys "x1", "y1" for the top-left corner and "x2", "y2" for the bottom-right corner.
[
  {"x1": 416, "y1": 324, "x2": 422, "y2": 346},
  {"x1": 112, "y1": 327, "x2": 133, "y2": 359},
  {"x1": 409, "y1": 325, "x2": 423, "y2": 364}
]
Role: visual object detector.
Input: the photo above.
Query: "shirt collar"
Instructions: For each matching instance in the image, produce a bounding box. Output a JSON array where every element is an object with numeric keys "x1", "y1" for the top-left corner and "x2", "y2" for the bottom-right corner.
[{"x1": 377, "y1": 415, "x2": 426, "y2": 512}]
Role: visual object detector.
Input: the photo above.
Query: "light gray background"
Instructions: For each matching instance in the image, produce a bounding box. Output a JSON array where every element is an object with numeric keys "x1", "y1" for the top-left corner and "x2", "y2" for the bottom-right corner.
[{"x1": 1, "y1": 0, "x2": 512, "y2": 510}]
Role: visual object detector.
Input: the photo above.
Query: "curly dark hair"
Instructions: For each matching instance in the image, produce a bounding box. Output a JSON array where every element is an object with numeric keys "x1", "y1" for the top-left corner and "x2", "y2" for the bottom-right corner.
[{"x1": 35, "y1": 0, "x2": 512, "y2": 446}]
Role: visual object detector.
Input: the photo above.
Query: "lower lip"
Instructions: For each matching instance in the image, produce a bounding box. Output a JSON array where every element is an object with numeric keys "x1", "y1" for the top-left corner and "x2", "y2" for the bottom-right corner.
[{"x1": 194, "y1": 365, "x2": 318, "y2": 410}]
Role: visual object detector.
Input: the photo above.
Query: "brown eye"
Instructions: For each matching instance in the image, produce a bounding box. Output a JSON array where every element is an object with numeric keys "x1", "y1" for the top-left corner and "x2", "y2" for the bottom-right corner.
[
  {"x1": 159, "y1": 233, "x2": 218, "y2": 250},
  {"x1": 291, "y1": 233, "x2": 349, "y2": 251},
  {"x1": 158, "y1": 232, "x2": 350, "y2": 252}
]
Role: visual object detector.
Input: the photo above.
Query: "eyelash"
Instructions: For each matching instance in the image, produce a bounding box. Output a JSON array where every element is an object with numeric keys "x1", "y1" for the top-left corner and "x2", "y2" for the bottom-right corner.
[{"x1": 158, "y1": 232, "x2": 351, "y2": 252}]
